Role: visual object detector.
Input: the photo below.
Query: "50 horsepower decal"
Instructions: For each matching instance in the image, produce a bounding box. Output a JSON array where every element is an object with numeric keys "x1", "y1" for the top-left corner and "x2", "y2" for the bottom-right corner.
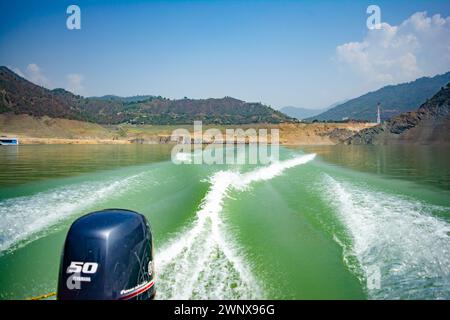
[{"x1": 66, "y1": 261, "x2": 99, "y2": 290}]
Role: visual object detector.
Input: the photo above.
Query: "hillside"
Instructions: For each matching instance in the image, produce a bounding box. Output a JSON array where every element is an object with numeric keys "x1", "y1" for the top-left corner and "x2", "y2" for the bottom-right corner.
[
  {"x1": 345, "y1": 83, "x2": 450, "y2": 145},
  {"x1": 0, "y1": 66, "x2": 294, "y2": 125},
  {"x1": 0, "y1": 113, "x2": 116, "y2": 141},
  {"x1": 116, "y1": 96, "x2": 294, "y2": 125},
  {"x1": 0, "y1": 67, "x2": 85, "y2": 120},
  {"x1": 308, "y1": 72, "x2": 450, "y2": 122}
]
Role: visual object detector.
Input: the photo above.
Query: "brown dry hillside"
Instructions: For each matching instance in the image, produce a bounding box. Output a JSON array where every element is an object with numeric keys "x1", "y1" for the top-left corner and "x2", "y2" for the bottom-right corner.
[
  {"x1": 0, "y1": 114, "x2": 114, "y2": 140},
  {"x1": 278, "y1": 122, "x2": 375, "y2": 145}
]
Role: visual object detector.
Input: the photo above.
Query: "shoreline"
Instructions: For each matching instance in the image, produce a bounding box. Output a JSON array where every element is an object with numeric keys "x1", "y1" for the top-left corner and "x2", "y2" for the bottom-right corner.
[
  {"x1": 2, "y1": 137, "x2": 361, "y2": 146},
  {"x1": 14, "y1": 137, "x2": 132, "y2": 145},
  {"x1": 1, "y1": 114, "x2": 375, "y2": 146}
]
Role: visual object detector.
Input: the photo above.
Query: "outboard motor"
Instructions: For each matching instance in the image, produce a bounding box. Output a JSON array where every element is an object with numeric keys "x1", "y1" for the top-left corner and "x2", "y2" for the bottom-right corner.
[{"x1": 57, "y1": 209, "x2": 155, "y2": 300}]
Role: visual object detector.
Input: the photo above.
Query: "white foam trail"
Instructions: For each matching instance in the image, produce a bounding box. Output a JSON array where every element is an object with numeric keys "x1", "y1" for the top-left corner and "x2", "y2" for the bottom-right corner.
[
  {"x1": 156, "y1": 153, "x2": 316, "y2": 299},
  {"x1": 322, "y1": 174, "x2": 450, "y2": 299},
  {"x1": 174, "y1": 152, "x2": 193, "y2": 163},
  {"x1": 0, "y1": 173, "x2": 146, "y2": 254}
]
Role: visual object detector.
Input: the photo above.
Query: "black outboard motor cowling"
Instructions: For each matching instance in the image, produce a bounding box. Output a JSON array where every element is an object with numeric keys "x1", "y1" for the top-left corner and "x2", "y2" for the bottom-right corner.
[{"x1": 57, "y1": 209, "x2": 155, "y2": 300}]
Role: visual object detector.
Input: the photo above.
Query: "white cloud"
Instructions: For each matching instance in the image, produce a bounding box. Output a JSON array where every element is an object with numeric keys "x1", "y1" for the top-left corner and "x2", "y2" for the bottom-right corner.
[
  {"x1": 10, "y1": 64, "x2": 86, "y2": 95},
  {"x1": 66, "y1": 73, "x2": 85, "y2": 95},
  {"x1": 336, "y1": 12, "x2": 450, "y2": 85},
  {"x1": 10, "y1": 63, "x2": 52, "y2": 88},
  {"x1": 10, "y1": 66, "x2": 25, "y2": 78},
  {"x1": 25, "y1": 63, "x2": 51, "y2": 87}
]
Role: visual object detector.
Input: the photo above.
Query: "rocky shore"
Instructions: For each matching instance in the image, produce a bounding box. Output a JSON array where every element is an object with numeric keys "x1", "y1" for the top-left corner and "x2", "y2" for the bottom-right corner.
[{"x1": 345, "y1": 84, "x2": 450, "y2": 145}]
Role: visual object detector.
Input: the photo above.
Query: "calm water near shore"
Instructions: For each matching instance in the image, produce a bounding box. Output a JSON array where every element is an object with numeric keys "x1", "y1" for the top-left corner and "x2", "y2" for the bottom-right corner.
[{"x1": 0, "y1": 144, "x2": 449, "y2": 299}]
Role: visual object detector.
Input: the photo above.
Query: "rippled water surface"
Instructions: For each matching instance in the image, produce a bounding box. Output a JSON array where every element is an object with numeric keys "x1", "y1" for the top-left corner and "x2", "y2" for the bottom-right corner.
[{"x1": 0, "y1": 145, "x2": 449, "y2": 299}]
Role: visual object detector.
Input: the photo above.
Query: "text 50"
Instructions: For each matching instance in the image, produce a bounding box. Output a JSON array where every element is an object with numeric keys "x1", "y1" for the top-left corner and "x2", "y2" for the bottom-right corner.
[{"x1": 66, "y1": 261, "x2": 98, "y2": 274}]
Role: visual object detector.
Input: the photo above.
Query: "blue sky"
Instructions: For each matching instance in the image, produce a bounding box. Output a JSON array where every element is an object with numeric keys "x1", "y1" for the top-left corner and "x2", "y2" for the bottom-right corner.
[{"x1": 1, "y1": 0, "x2": 449, "y2": 109}]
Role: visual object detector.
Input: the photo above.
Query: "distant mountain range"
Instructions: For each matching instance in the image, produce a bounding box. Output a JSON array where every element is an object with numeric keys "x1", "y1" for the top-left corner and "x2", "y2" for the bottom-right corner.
[
  {"x1": 0, "y1": 66, "x2": 294, "y2": 125},
  {"x1": 280, "y1": 106, "x2": 326, "y2": 120},
  {"x1": 280, "y1": 101, "x2": 346, "y2": 120},
  {"x1": 345, "y1": 82, "x2": 450, "y2": 145},
  {"x1": 308, "y1": 71, "x2": 450, "y2": 122}
]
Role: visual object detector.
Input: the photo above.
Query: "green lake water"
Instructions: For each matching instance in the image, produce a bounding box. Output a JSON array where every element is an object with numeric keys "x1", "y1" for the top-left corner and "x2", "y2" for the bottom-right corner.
[{"x1": 0, "y1": 144, "x2": 449, "y2": 299}]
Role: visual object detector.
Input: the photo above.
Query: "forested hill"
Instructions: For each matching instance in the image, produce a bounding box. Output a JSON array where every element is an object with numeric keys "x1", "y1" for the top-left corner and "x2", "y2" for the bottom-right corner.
[
  {"x1": 308, "y1": 71, "x2": 450, "y2": 122},
  {"x1": 0, "y1": 66, "x2": 294, "y2": 125}
]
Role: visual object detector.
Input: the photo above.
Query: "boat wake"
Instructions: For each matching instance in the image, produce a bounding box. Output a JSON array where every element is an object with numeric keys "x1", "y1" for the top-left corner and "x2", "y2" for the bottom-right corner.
[
  {"x1": 0, "y1": 172, "x2": 148, "y2": 254},
  {"x1": 321, "y1": 174, "x2": 450, "y2": 299},
  {"x1": 155, "y1": 153, "x2": 316, "y2": 299}
]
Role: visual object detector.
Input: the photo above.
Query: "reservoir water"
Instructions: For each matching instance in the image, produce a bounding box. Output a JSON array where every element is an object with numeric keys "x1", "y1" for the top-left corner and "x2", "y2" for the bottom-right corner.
[{"x1": 0, "y1": 145, "x2": 449, "y2": 299}]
